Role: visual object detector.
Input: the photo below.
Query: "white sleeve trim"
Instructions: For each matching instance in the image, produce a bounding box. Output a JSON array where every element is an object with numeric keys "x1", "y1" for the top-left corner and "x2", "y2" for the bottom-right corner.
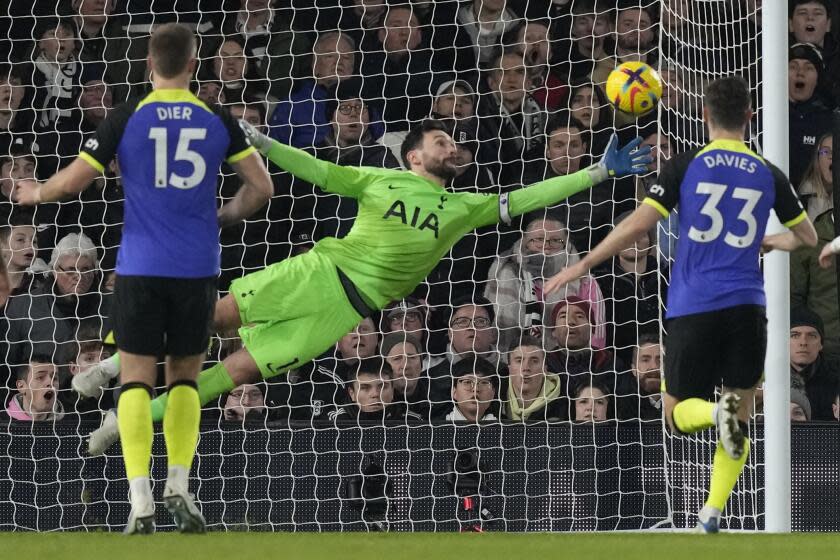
[
  {"x1": 499, "y1": 193, "x2": 511, "y2": 225},
  {"x1": 830, "y1": 236, "x2": 840, "y2": 255}
]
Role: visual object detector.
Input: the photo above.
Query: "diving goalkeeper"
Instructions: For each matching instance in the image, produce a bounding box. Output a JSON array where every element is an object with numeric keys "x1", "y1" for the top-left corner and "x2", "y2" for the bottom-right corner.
[{"x1": 80, "y1": 119, "x2": 651, "y2": 453}]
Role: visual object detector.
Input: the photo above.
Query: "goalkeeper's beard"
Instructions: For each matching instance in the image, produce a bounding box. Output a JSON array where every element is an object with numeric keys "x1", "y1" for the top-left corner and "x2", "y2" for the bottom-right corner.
[{"x1": 425, "y1": 158, "x2": 458, "y2": 182}]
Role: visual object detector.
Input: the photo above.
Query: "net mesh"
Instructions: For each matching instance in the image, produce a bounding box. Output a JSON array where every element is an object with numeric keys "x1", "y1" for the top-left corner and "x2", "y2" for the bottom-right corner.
[
  {"x1": 657, "y1": 0, "x2": 764, "y2": 530},
  {"x1": 0, "y1": 0, "x2": 777, "y2": 532}
]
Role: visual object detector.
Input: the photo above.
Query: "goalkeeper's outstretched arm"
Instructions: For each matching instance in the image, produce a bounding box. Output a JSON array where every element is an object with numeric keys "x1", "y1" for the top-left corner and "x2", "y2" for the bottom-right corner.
[
  {"x1": 504, "y1": 134, "x2": 652, "y2": 221},
  {"x1": 239, "y1": 120, "x2": 369, "y2": 199}
]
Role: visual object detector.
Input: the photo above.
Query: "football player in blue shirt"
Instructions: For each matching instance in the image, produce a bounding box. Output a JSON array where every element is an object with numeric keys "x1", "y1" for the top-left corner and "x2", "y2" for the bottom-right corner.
[
  {"x1": 15, "y1": 23, "x2": 273, "y2": 534},
  {"x1": 545, "y1": 76, "x2": 817, "y2": 533}
]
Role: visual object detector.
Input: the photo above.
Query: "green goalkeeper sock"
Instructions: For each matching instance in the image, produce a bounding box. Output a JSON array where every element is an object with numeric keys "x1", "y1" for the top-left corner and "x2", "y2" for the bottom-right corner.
[
  {"x1": 149, "y1": 362, "x2": 236, "y2": 422},
  {"x1": 706, "y1": 437, "x2": 751, "y2": 511},
  {"x1": 672, "y1": 398, "x2": 716, "y2": 434}
]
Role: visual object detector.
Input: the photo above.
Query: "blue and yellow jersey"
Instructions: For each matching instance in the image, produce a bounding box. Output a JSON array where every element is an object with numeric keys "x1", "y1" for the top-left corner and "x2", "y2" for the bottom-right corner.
[
  {"x1": 643, "y1": 139, "x2": 806, "y2": 319},
  {"x1": 80, "y1": 89, "x2": 255, "y2": 278}
]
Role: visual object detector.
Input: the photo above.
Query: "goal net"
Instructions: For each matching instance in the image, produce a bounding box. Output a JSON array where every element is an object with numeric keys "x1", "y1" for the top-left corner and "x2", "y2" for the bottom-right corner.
[
  {"x1": 0, "y1": 0, "x2": 780, "y2": 532},
  {"x1": 658, "y1": 0, "x2": 764, "y2": 530}
]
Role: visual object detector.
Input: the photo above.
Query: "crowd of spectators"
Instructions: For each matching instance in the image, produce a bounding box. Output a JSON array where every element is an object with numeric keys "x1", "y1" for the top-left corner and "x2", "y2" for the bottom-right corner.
[{"x1": 0, "y1": 0, "x2": 838, "y2": 427}]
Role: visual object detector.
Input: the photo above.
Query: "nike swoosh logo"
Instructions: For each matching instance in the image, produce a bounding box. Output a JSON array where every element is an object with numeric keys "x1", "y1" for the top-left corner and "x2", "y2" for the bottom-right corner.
[
  {"x1": 388, "y1": 185, "x2": 399, "y2": 190},
  {"x1": 266, "y1": 358, "x2": 298, "y2": 375}
]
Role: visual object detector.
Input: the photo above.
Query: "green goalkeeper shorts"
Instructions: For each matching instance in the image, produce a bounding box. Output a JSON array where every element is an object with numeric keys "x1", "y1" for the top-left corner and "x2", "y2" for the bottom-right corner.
[{"x1": 229, "y1": 249, "x2": 366, "y2": 379}]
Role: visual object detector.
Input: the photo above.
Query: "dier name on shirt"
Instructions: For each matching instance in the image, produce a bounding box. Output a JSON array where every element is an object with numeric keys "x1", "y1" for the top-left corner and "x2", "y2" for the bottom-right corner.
[{"x1": 156, "y1": 106, "x2": 193, "y2": 120}]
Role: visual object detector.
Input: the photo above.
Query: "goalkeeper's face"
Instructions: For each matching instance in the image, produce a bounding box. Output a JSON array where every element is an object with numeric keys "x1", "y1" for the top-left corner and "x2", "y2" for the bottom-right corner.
[{"x1": 415, "y1": 131, "x2": 458, "y2": 181}]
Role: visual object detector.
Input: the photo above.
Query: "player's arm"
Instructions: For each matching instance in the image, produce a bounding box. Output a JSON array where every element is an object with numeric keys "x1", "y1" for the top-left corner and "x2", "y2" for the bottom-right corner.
[
  {"x1": 217, "y1": 152, "x2": 274, "y2": 228},
  {"x1": 544, "y1": 151, "x2": 686, "y2": 295},
  {"x1": 238, "y1": 119, "x2": 371, "y2": 199},
  {"x1": 760, "y1": 221, "x2": 818, "y2": 252},
  {"x1": 15, "y1": 104, "x2": 130, "y2": 205},
  {"x1": 760, "y1": 164, "x2": 818, "y2": 253},
  {"x1": 544, "y1": 204, "x2": 662, "y2": 294},
  {"x1": 213, "y1": 110, "x2": 275, "y2": 228},
  {"x1": 14, "y1": 158, "x2": 102, "y2": 205},
  {"x1": 818, "y1": 235, "x2": 840, "y2": 268},
  {"x1": 471, "y1": 135, "x2": 652, "y2": 227}
]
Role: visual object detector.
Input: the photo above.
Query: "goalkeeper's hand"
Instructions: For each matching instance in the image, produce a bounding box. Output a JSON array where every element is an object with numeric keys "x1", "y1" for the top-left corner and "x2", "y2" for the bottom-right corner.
[
  {"x1": 238, "y1": 119, "x2": 273, "y2": 154},
  {"x1": 586, "y1": 134, "x2": 653, "y2": 184}
]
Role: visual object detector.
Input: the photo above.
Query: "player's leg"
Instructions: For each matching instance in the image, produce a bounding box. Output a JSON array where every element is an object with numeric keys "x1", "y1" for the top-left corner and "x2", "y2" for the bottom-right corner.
[
  {"x1": 700, "y1": 383, "x2": 756, "y2": 525},
  {"x1": 74, "y1": 294, "x2": 243, "y2": 398},
  {"x1": 160, "y1": 353, "x2": 207, "y2": 533},
  {"x1": 117, "y1": 351, "x2": 158, "y2": 534},
  {"x1": 212, "y1": 293, "x2": 242, "y2": 332},
  {"x1": 699, "y1": 305, "x2": 767, "y2": 531},
  {"x1": 151, "y1": 347, "x2": 261, "y2": 422},
  {"x1": 663, "y1": 313, "x2": 720, "y2": 436},
  {"x1": 76, "y1": 259, "x2": 292, "y2": 398},
  {"x1": 150, "y1": 254, "x2": 365, "y2": 417},
  {"x1": 111, "y1": 275, "x2": 167, "y2": 535},
  {"x1": 157, "y1": 277, "x2": 217, "y2": 533},
  {"x1": 89, "y1": 255, "x2": 365, "y2": 454},
  {"x1": 661, "y1": 311, "x2": 730, "y2": 533},
  {"x1": 87, "y1": 347, "x2": 263, "y2": 457}
]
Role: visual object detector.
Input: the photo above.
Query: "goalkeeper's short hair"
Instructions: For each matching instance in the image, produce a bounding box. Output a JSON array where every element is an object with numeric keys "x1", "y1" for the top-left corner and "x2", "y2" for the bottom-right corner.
[{"x1": 400, "y1": 119, "x2": 449, "y2": 170}]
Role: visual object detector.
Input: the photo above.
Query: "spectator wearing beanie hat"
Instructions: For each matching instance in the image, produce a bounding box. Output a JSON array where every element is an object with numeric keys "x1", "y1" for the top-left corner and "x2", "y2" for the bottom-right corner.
[
  {"x1": 789, "y1": 42, "x2": 833, "y2": 187},
  {"x1": 790, "y1": 305, "x2": 840, "y2": 420},
  {"x1": 547, "y1": 296, "x2": 625, "y2": 396},
  {"x1": 381, "y1": 296, "x2": 447, "y2": 371},
  {"x1": 788, "y1": 0, "x2": 839, "y2": 104},
  {"x1": 789, "y1": 388, "x2": 812, "y2": 422}
]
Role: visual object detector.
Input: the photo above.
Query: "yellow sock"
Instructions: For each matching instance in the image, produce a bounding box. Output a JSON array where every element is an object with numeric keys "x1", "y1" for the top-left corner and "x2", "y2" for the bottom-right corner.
[
  {"x1": 672, "y1": 398, "x2": 715, "y2": 434},
  {"x1": 163, "y1": 382, "x2": 200, "y2": 471},
  {"x1": 706, "y1": 437, "x2": 751, "y2": 511},
  {"x1": 117, "y1": 385, "x2": 153, "y2": 480}
]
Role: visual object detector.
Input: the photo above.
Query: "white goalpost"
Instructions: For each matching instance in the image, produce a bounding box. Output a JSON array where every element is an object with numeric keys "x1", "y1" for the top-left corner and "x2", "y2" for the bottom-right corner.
[{"x1": 761, "y1": 0, "x2": 792, "y2": 534}]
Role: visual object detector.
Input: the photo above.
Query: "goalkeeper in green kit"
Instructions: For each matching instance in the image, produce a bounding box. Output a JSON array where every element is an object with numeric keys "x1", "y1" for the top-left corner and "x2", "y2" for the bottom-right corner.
[{"x1": 80, "y1": 119, "x2": 651, "y2": 452}]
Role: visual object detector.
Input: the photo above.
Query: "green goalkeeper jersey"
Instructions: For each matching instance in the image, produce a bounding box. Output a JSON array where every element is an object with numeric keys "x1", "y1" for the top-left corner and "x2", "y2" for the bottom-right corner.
[{"x1": 265, "y1": 141, "x2": 595, "y2": 310}]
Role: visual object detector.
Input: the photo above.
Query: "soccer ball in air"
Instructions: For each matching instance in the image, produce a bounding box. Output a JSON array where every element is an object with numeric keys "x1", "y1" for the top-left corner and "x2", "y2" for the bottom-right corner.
[{"x1": 605, "y1": 61, "x2": 663, "y2": 116}]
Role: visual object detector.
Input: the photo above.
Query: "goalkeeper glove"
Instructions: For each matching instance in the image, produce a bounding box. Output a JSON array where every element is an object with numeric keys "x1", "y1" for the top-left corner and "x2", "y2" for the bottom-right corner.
[
  {"x1": 585, "y1": 133, "x2": 653, "y2": 184},
  {"x1": 238, "y1": 119, "x2": 273, "y2": 154}
]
